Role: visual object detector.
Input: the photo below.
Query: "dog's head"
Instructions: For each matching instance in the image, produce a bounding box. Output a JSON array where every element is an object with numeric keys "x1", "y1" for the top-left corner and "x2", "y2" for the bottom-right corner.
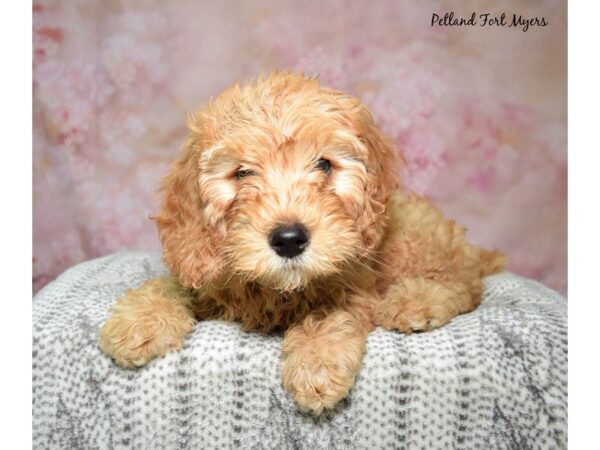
[{"x1": 155, "y1": 72, "x2": 400, "y2": 292}]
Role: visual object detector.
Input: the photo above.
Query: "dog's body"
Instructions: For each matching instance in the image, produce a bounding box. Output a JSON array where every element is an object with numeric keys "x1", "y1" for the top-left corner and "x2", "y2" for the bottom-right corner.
[{"x1": 99, "y1": 72, "x2": 505, "y2": 414}]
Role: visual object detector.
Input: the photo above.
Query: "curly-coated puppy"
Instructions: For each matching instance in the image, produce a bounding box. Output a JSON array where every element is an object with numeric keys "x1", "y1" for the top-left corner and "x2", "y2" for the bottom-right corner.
[{"x1": 99, "y1": 71, "x2": 505, "y2": 415}]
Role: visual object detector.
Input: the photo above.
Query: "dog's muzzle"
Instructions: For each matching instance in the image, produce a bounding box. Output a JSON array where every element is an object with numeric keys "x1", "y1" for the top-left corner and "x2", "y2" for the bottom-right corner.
[{"x1": 269, "y1": 224, "x2": 310, "y2": 258}]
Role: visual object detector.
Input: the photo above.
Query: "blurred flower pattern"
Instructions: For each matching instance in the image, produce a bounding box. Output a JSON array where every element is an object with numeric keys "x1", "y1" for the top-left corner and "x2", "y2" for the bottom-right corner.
[{"x1": 33, "y1": 0, "x2": 567, "y2": 294}]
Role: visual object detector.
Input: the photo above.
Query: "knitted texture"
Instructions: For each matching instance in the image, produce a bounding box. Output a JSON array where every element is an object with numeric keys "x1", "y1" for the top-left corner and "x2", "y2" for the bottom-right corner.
[{"x1": 32, "y1": 251, "x2": 567, "y2": 449}]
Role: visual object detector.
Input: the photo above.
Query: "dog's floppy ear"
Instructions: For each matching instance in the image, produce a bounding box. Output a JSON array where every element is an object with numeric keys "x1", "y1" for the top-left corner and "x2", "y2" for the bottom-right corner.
[
  {"x1": 322, "y1": 88, "x2": 401, "y2": 253},
  {"x1": 154, "y1": 131, "x2": 227, "y2": 289},
  {"x1": 358, "y1": 111, "x2": 402, "y2": 252}
]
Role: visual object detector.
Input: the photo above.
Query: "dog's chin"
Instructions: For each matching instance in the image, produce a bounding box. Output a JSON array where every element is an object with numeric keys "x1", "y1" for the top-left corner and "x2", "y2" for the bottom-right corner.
[
  {"x1": 253, "y1": 257, "x2": 316, "y2": 292},
  {"x1": 245, "y1": 254, "x2": 340, "y2": 293}
]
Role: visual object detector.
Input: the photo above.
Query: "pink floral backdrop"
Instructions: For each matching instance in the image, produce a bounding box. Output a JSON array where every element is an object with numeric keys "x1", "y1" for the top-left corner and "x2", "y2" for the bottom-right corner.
[{"x1": 33, "y1": 0, "x2": 567, "y2": 294}]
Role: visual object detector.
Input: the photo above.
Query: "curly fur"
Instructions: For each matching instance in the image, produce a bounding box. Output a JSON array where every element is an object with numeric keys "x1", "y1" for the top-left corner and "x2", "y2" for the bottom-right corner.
[{"x1": 99, "y1": 71, "x2": 506, "y2": 414}]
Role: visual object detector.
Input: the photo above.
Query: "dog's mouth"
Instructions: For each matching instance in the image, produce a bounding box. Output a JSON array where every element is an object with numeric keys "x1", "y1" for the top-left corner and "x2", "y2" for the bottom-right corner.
[
  {"x1": 254, "y1": 253, "x2": 316, "y2": 292},
  {"x1": 278, "y1": 255, "x2": 307, "y2": 270}
]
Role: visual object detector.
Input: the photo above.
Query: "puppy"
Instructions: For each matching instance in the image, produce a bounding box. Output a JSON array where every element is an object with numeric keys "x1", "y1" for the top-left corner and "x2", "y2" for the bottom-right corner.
[{"x1": 99, "y1": 71, "x2": 505, "y2": 415}]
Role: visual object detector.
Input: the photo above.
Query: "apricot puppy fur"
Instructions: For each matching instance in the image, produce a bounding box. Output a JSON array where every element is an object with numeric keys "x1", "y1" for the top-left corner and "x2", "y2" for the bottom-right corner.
[{"x1": 99, "y1": 71, "x2": 505, "y2": 415}]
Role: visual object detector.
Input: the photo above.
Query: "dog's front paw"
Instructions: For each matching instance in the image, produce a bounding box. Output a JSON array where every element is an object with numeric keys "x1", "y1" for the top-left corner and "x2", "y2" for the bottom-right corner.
[
  {"x1": 281, "y1": 310, "x2": 367, "y2": 415},
  {"x1": 99, "y1": 287, "x2": 196, "y2": 368},
  {"x1": 376, "y1": 304, "x2": 455, "y2": 333},
  {"x1": 281, "y1": 349, "x2": 356, "y2": 415},
  {"x1": 99, "y1": 310, "x2": 195, "y2": 368},
  {"x1": 375, "y1": 279, "x2": 465, "y2": 333}
]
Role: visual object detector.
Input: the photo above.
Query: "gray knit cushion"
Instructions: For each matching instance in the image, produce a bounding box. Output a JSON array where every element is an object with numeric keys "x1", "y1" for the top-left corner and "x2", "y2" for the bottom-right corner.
[{"x1": 32, "y1": 251, "x2": 567, "y2": 449}]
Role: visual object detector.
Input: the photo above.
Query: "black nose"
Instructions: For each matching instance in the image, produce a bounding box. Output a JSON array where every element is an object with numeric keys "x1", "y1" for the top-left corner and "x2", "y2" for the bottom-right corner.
[{"x1": 269, "y1": 224, "x2": 310, "y2": 258}]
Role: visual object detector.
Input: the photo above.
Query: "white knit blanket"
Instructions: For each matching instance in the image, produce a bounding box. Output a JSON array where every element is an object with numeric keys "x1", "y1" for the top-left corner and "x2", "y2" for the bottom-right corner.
[{"x1": 32, "y1": 251, "x2": 567, "y2": 449}]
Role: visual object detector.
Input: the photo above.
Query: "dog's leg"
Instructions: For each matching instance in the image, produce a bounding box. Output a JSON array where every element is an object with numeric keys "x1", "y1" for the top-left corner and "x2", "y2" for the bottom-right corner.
[
  {"x1": 281, "y1": 309, "x2": 371, "y2": 415},
  {"x1": 374, "y1": 278, "x2": 482, "y2": 333},
  {"x1": 99, "y1": 276, "x2": 197, "y2": 368}
]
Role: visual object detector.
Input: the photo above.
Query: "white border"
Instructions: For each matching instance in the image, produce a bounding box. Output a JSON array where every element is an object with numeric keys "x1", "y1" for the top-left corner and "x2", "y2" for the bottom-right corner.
[
  {"x1": 0, "y1": 2, "x2": 32, "y2": 447},
  {"x1": 569, "y1": 0, "x2": 600, "y2": 446}
]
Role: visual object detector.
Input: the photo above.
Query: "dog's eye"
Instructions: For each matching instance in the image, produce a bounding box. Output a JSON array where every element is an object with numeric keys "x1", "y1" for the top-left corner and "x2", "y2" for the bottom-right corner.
[
  {"x1": 315, "y1": 158, "x2": 332, "y2": 174},
  {"x1": 235, "y1": 169, "x2": 255, "y2": 181}
]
